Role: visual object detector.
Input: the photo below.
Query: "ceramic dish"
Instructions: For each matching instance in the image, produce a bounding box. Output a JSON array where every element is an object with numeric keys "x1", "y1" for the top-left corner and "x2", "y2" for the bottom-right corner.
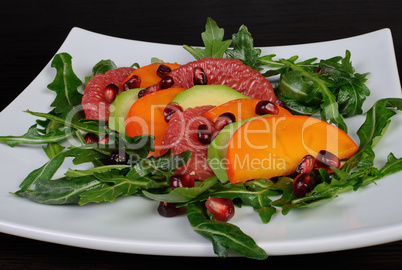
[{"x1": 0, "y1": 28, "x2": 401, "y2": 256}]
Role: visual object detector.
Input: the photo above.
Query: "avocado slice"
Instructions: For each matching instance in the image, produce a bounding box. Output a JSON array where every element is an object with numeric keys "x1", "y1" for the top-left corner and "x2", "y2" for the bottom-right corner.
[
  {"x1": 108, "y1": 88, "x2": 144, "y2": 134},
  {"x1": 171, "y1": 85, "x2": 249, "y2": 110}
]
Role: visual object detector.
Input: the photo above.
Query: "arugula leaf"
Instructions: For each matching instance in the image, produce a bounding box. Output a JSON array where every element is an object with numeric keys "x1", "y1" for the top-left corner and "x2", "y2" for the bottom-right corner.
[
  {"x1": 24, "y1": 110, "x2": 106, "y2": 135},
  {"x1": 17, "y1": 147, "x2": 93, "y2": 192},
  {"x1": 280, "y1": 58, "x2": 348, "y2": 132},
  {"x1": 0, "y1": 124, "x2": 73, "y2": 147},
  {"x1": 47, "y1": 53, "x2": 83, "y2": 119},
  {"x1": 187, "y1": 203, "x2": 268, "y2": 260},
  {"x1": 320, "y1": 50, "x2": 370, "y2": 117},
  {"x1": 78, "y1": 170, "x2": 166, "y2": 205},
  {"x1": 142, "y1": 176, "x2": 218, "y2": 203},
  {"x1": 183, "y1": 17, "x2": 232, "y2": 60},
  {"x1": 258, "y1": 55, "x2": 318, "y2": 77},
  {"x1": 126, "y1": 149, "x2": 191, "y2": 179},
  {"x1": 15, "y1": 175, "x2": 102, "y2": 205},
  {"x1": 84, "y1": 59, "x2": 117, "y2": 84},
  {"x1": 225, "y1": 25, "x2": 261, "y2": 69},
  {"x1": 342, "y1": 98, "x2": 402, "y2": 172},
  {"x1": 78, "y1": 150, "x2": 191, "y2": 205}
]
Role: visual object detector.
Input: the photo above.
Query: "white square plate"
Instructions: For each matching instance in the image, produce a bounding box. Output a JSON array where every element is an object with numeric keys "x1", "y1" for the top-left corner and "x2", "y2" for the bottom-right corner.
[{"x1": 0, "y1": 28, "x2": 401, "y2": 256}]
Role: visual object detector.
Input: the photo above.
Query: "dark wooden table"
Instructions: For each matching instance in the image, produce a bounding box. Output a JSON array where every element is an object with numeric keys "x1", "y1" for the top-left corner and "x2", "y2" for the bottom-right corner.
[{"x1": 1, "y1": 0, "x2": 401, "y2": 268}]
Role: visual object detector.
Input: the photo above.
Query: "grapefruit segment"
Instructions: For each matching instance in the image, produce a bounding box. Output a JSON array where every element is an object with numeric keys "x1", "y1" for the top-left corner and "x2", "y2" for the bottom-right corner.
[
  {"x1": 161, "y1": 106, "x2": 216, "y2": 180},
  {"x1": 226, "y1": 115, "x2": 358, "y2": 183},
  {"x1": 149, "y1": 58, "x2": 277, "y2": 101},
  {"x1": 82, "y1": 67, "x2": 135, "y2": 120}
]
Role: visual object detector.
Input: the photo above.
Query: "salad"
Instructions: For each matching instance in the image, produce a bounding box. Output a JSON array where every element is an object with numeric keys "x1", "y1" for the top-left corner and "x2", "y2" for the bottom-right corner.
[{"x1": 1, "y1": 18, "x2": 402, "y2": 259}]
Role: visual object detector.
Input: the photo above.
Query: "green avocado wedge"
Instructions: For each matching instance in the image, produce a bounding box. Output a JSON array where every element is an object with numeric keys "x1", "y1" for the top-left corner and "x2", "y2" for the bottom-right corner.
[
  {"x1": 108, "y1": 88, "x2": 144, "y2": 134},
  {"x1": 171, "y1": 85, "x2": 249, "y2": 110}
]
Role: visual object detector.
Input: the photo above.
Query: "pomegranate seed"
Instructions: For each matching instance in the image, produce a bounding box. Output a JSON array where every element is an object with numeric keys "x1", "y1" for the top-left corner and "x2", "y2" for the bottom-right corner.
[
  {"x1": 193, "y1": 67, "x2": 207, "y2": 85},
  {"x1": 123, "y1": 75, "x2": 141, "y2": 90},
  {"x1": 108, "y1": 149, "x2": 129, "y2": 165},
  {"x1": 296, "y1": 155, "x2": 316, "y2": 174},
  {"x1": 255, "y1": 100, "x2": 279, "y2": 115},
  {"x1": 157, "y1": 202, "x2": 181, "y2": 217},
  {"x1": 274, "y1": 99, "x2": 285, "y2": 107},
  {"x1": 316, "y1": 150, "x2": 340, "y2": 173},
  {"x1": 214, "y1": 112, "x2": 236, "y2": 130},
  {"x1": 205, "y1": 197, "x2": 235, "y2": 222},
  {"x1": 98, "y1": 135, "x2": 109, "y2": 144},
  {"x1": 104, "y1": 83, "x2": 119, "y2": 103},
  {"x1": 163, "y1": 102, "x2": 183, "y2": 122},
  {"x1": 84, "y1": 133, "x2": 99, "y2": 144},
  {"x1": 169, "y1": 172, "x2": 195, "y2": 190},
  {"x1": 160, "y1": 75, "x2": 174, "y2": 89},
  {"x1": 157, "y1": 64, "x2": 172, "y2": 78},
  {"x1": 292, "y1": 173, "x2": 314, "y2": 197},
  {"x1": 198, "y1": 124, "x2": 212, "y2": 145},
  {"x1": 138, "y1": 85, "x2": 158, "y2": 98}
]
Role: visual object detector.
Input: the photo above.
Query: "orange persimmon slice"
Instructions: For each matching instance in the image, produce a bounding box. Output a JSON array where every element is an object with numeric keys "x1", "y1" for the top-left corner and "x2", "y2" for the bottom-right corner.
[
  {"x1": 121, "y1": 62, "x2": 181, "y2": 88},
  {"x1": 226, "y1": 115, "x2": 358, "y2": 183},
  {"x1": 125, "y1": 87, "x2": 186, "y2": 155}
]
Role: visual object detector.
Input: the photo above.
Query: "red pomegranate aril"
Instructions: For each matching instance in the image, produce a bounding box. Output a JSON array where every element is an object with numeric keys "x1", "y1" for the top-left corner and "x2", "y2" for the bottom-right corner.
[
  {"x1": 296, "y1": 155, "x2": 316, "y2": 174},
  {"x1": 98, "y1": 135, "x2": 109, "y2": 144},
  {"x1": 255, "y1": 100, "x2": 279, "y2": 115},
  {"x1": 198, "y1": 124, "x2": 212, "y2": 145},
  {"x1": 104, "y1": 83, "x2": 119, "y2": 103},
  {"x1": 274, "y1": 99, "x2": 285, "y2": 108},
  {"x1": 214, "y1": 112, "x2": 236, "y2": 130},
  {"x1": 160, "y1": 75, "x2": 174, "y2": 89},
  {"x1": 108, "y1": 149, "x2": 129, "y2": 165},
  {"x1": 316, "y1": 150, "x2": 340, "y2": 173},
  {"x1": 169, "y1": 172, "x2": 195, "y2": 190},
  {"x1": 193, "y1": 67, "x2": 207, "y2": 85},
  {"x1": 157, "y1": 202, "x2": 181, "y2": 217},
  {"x1": 123, "y1": 75, "x2": 141, "y2": 90},
  {"x1": 138, "y1": 85, "x2": 158, "y2": 98},
  {"x1": 163, "y1": 102, "x2": 183, "y2": 123},
  {"x1": 157, "y1": 64, "x2": 172, "y2": 78},
  {"x1": 84, "y1": 133, "x2": 99, "y2": 144},
  {"x1": 293, "y1": 173, "x2": 314, "y2": 197},
  {"x1": 205, "y1": 197, "x2": 235, "y2": 222}
]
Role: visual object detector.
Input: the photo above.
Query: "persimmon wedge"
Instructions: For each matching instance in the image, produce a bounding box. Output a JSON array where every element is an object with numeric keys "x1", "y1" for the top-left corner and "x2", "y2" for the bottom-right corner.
[
  {"x1": 202, "y1": 98, "x2": 292, "y2": 123},
  {"x1": 226, "y1": 115, "x2": 358, "y2": 183},
  {"x1": 125, "y1": 87, "x2": 186, "y2": 155},
  {"x1": 121, "y1": 62, "x2": 181, "y2": 88}
]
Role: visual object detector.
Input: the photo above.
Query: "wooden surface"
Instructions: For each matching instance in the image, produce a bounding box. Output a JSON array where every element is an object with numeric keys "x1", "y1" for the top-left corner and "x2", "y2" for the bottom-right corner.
[{"x1": 1, "y1": 0, "x2": 401, "y2": 268}]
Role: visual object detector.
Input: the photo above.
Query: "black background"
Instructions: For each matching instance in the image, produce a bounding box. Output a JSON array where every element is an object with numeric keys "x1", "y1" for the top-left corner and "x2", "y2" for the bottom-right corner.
[{"x1": 1, "y1": 0, "x2": 401, "y2": 268}]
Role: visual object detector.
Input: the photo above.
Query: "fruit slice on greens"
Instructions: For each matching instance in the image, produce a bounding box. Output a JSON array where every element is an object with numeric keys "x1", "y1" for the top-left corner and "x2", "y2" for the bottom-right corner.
[
  {"x1": 125, "y1": 87, "x2": 186, "y2": 155},
  {"x1": 108, "y1": 88, "x2": 144, "y2": 134},
  {"x1": 208, "y1": 117, "x2": 261, "y2": 183},
  {"x1": 203, "y1": 98, "x2": 292, "y2": 123},
  {"x1": 121, "y1": 62, "x2": 181, "y2": 88},
  {"x1": 171, "y1": 85, "x2": 249, "y2": 111},
  {"x1": 148, "y1": 58, "x2": 277, "y2": 101},
  {"x1": 226, "y1": 115, "x2": 359, "y2": 183}
]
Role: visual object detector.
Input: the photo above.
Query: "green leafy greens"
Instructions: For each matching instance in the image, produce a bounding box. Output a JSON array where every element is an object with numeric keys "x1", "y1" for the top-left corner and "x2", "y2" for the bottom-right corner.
[{"x1": 184, "y1": 18, "x2": 371, "y2": 132}]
